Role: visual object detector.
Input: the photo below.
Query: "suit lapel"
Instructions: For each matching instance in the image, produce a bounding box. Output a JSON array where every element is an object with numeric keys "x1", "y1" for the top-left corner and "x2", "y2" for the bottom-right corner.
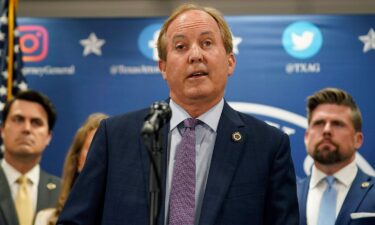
[
  {"x1": 37, "y1": 170, "x2": 58, "y2": 212},
  {"x1": 335, "y1": 169, "x2": 373, "y2": 225},
  {"x1": 199, "y1": 102, "x2": 246, "y2": 225},
  {"x1": 0, "y1": 167, "x2": 19, "y2": 225}
]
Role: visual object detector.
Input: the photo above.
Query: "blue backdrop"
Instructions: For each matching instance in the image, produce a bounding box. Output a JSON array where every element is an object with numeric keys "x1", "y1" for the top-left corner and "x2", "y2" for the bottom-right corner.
[{"x1": 18, "y1": 15, "x2": 375, "y2": 178}]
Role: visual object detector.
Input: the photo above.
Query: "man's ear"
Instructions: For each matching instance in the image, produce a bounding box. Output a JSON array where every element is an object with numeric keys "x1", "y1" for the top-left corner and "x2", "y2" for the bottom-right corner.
[
  {"x1": 227, "y1": 53, "x2": 236, "y2": 77},
  {"x1": 45, "y1": 131, "x2": 52, "y2": 146},
  {"x1": 158, "y1": 60, "x2": 167, "y2": 80}
]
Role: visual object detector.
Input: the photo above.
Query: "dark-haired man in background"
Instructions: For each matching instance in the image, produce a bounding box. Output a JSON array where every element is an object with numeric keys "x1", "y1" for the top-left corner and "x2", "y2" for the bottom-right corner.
[{"x1": 0, "y1": 90, "x2": 61, "y2": 225}]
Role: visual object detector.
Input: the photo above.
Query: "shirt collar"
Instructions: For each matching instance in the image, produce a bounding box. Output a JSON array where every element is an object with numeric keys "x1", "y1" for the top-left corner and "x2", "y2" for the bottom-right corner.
[
  {"x1": 310, "y1": 159, "x2": 357, "y2": 189},
  {"x1": 1, "y1": 159, "x2": 40, "y2": 185},
  {"x1": 169, "y1": 98, "x2": 224, "y2": 132}
]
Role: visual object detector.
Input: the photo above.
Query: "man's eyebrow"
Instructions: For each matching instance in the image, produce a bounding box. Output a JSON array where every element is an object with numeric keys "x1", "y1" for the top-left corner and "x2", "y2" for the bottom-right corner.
[
  {"x1": 172, "y1": 34, "x2": 186, "y2": 42},
  {"x1": 200, "y1": 31, "x2": 214, "y2": 36}
]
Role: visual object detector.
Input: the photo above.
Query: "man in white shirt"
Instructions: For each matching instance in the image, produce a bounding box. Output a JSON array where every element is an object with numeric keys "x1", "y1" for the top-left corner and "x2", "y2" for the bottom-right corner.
[
  {"x1": 0, "y1": 90, "x2": 61, "y2": 225},
  {"x1": 297, "y1": 87, "x2": 375, "y2": 225}
]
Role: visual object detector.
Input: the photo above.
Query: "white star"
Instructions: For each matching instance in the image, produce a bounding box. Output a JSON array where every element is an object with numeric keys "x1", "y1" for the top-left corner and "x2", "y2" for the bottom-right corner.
[
  {"x1": 17, "y1": 81, "x2": 28, "y2": 91},
  {"x1": 0, "y1": 102, "x2": 5, "y2": 111},
  {"x1": 0, "y1": 15, "x2": 8, "y2": 25},
  {"x1": 80, "y1": 33, "x2": 106, "y2": 56},
  {"x1": 0, "y1": 32, "x2": 5, "y2": 41},
  {"x1": 148, "y1": 30, "x2": 160, "y2": 61},
  {"x1": 359, "y1": 28, "x2": 375, "y2": 53},
  {"x1": 232, "y1": 34, "x2": 242, "y2": 55},
  {"x1": 14, "y1": 44, "x2": 20, "y2": 53},
  {"x1": 14, "y1": 29, "x2": 20, "y2": 38},
  {"x1": 0, "y1": 86, "x2": 6, "y2": 96},
  {"x1": 2, "y1": 71, "x2": 7, "y2": 79}
]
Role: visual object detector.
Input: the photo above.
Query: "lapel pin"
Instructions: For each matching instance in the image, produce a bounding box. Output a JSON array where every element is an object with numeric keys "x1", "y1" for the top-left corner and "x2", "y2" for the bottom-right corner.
[
  {"x1": 46, "y1": 182, "x2": 57, "y2": 190},
  {"x1": 232, "y1": 131, "x2": 242, "y2": 142},
  {"x1": 361, "y1": 182, "x2": 370, "y2": 188}
]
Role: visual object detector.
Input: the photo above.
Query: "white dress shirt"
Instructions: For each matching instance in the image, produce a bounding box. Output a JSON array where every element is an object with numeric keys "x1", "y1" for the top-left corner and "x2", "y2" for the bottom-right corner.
[
  {"x1": 1, "y1": 159, "x2": 40, "y2": 214},
  {"x1": 306, "y1": 160, "x2": 357, "y2": 225},
  {"x1": 164, "y1": 98, "x2": 224, "y2": 225}
]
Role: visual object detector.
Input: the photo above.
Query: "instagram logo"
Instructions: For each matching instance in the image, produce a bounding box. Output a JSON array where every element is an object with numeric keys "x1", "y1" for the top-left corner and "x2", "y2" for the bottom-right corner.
[{"x1": 19, "y1": 25, "x2": 48, "y2": 62}]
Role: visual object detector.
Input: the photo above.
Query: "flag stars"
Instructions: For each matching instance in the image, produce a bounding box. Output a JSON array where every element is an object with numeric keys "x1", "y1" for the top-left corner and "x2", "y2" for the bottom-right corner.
[
  {"x1": 0, "y1": 32, "x2": 5, "y2": 41},
  {"x1": 0, "y1": 86, "x2": 6, "y2": 96},
  {"x1": 14, "y1": 45, "x2": 19, "y2": 53},
  {"x1": 2, "y1": 71, "x2": 8, "y2": 79},
  {"x1": 14, "y1": 29, "x2": 20, "y2": 37},
  {"x1": 17, "y1": 81, "x2": 28, "y2": 91},
  {"x1": 0, "y1": 15, "x2": 8, "y2": 24}
]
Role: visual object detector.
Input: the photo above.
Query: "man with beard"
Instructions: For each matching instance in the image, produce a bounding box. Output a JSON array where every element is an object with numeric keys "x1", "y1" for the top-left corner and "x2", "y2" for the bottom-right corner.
[{"x1": 297, "y1": 87, "x2": 375, "y2": 225}]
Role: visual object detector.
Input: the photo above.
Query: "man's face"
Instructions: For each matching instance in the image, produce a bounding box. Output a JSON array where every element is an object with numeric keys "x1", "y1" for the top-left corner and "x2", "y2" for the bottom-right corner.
[
  {"x1": 158, "y1": 9, "x2": 235, "y2": 107},
  {"x1": 1, "y1": 100, "x2": 51, "y2": 160},
  {"x1": 304, "y1": 104, "x2": 363, "y2": 166}
]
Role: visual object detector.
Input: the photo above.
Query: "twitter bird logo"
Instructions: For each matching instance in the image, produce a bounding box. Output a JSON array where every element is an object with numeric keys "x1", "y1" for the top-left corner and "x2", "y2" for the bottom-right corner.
[
  {"x1": 292, "y1": 31, "x2": 314, "y2": 51},
  {"x1": 282, "y1": 21, "x2": 323, "y2": 59}
]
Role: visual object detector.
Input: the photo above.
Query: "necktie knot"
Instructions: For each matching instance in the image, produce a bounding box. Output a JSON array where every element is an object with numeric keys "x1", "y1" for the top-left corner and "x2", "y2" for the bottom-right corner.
[
  {"x1": 183, "y1": 118, "x2": 198, "y2": 129},
  {"x1": 17, "y1": 175, "x2": 29, "y2": 185},
  {"x1": 325, "y1": 176, "x2": 335, "y2": 189}
]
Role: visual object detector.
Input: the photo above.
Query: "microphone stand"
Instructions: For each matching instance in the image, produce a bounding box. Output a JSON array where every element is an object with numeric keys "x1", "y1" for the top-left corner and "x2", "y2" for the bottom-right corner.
[
  {"x1": 143, "y1": 129, "x2": 163, "y2": 225},
  {"x1": 141, "y1": 101, "x2": 171, "y2": 225}
]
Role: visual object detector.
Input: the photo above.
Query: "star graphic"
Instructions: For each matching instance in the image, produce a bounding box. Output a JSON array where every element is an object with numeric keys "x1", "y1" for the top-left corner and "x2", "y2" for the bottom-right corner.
[
  {"x1": 80, "y1": 33, "x2": 106, "y2": 56},
  {"x1": 359, "y1": 28, "x2": 375, "y2": 53},
  {"x1": 0, "y1": 85, "x2": 6, "y2": 96},
  {"x1": 148, "y1": 30, "x2": 160, "y2": 61},
  {"x1": 232, "y1": 34, "x2": 242, "y2": 55}
]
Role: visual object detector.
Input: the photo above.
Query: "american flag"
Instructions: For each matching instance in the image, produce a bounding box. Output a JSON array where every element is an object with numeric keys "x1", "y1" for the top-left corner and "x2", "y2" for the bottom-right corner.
[{"x1": 0, "y1": 0, "x2": 28, "y2": 157}]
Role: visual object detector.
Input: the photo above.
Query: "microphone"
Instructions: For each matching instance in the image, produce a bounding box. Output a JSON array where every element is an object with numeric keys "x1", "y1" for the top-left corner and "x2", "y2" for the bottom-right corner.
[{"x1": 141, "y1": 101, "x2": 171, "y2": 135}]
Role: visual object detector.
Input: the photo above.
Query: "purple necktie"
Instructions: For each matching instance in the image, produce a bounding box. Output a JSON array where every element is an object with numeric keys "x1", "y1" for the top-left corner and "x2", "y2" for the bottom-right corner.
[{"x1": 169, "y1": 118, "x2": 198, "y2": 225}]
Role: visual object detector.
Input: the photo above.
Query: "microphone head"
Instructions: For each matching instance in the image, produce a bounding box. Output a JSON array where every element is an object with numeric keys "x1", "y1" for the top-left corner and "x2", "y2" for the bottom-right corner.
[
  {"x1": 151, "y1": 101, "x2": 171, "y2": 122},
  {"x1": 142, "y1": 101, "x2": 171, "y2": 135}
]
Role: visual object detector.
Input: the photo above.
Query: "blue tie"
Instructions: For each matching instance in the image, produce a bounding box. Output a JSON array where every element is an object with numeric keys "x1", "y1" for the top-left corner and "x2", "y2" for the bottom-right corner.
[{"x1": 317, "y1": 176, "x2": 337, "y2": 225}]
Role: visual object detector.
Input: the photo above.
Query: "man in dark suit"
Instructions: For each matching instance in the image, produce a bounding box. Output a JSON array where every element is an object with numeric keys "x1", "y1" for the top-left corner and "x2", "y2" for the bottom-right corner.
[
  {"x1": 297, "y1": 87, "x2": 375, "y2": 225},
  {"x1": 0, "y1": 90, "x2": 61, "y2": 225},
  {"x1": 57, "y1": 3, "x2": 298, "y2": 225}
]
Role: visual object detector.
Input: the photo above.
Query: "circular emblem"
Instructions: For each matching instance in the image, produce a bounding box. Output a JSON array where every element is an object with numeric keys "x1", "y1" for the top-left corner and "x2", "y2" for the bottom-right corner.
[{"x1": 232, "y1": 132, "x2": 242, "y2": 142}]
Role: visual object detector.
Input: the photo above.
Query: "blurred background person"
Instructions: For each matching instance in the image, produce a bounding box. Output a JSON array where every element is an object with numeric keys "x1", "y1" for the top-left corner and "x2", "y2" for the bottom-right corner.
[
  {"x1": 0, "y1": 90, "x2": 60, "y2": 225},
  {"x1": 298, "y1": 87, "x2": 375, "y2": 225},
  {"x1": 34, "y1": 113, "x2": 108, "y2": 225}
]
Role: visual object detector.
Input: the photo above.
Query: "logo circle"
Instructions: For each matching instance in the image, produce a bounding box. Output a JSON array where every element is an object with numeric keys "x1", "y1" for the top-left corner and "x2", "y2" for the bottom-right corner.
[
  {"x1": 138, "y1": 24, "x2": 162, "y2": 61},
  {"x1": 20, "y1": 33, "x2": 39, "y2": 54},
  {"x1": 282, "y1": 21, "x2": 323, "y2": 59}
]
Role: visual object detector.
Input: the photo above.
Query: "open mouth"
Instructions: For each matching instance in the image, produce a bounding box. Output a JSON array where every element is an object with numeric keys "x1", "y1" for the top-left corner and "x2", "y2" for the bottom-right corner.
[{"x1": 188, "y1": 71, "x2": 208, "y2": 78}]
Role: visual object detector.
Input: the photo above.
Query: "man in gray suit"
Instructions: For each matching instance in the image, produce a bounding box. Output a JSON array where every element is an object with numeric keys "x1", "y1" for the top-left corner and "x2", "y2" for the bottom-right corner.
[{"x1": 0, "y1": 90, "x2": 61, "y2": 225}]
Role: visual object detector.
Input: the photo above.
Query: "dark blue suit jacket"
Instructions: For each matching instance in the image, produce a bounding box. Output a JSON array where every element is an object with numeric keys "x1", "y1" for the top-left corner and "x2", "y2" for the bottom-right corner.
[
  {"x1": 297, "y1": 169, "x2": 375, "y2": 225},
  {"x1": 57, "y1": 102, "x2": 299, "y2": 225}
]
